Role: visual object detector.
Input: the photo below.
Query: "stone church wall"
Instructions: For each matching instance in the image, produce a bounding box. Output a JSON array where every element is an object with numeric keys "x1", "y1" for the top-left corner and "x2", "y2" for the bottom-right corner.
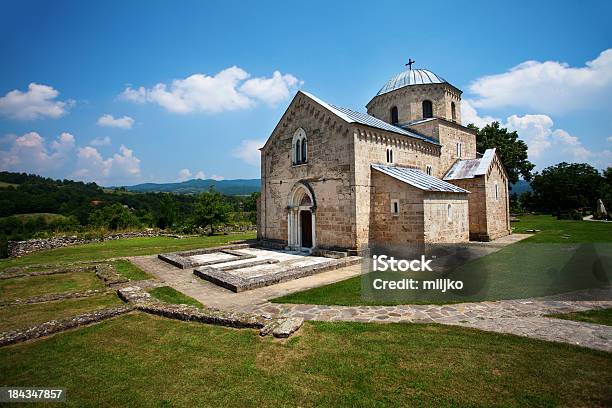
[
  {"x1": 423, "y1": 192, "x2": 470, "y2": 243},
  {"x1": 449, "y1": 177, "x2": 488, "y2": 240},
  {"x1": 369, "y1": 170, "x2": 425, "y2": 245},
  {"x1": 484, "y1": 160, "x2": 511, "y2": 240},
  {"x1": 259, "y1": 93, "x2": 356, "y2": 250},
  {"x1": 352, "y1": 127, "x2": 441, "y2": 249},
  {"x1": 366, "y1": 84, "x2": 461, "y2": 124}
]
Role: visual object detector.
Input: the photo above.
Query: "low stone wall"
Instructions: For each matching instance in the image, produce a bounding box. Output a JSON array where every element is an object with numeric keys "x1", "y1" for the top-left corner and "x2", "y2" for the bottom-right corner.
[
  {"x1": 0, "y1": 306, "x2": 132, "y2": 347},
  {"x1": 117, "y1": 285, "x2": 303, "y2": 338},
  {"x1": 7, "y1": 231, "x2": 185, "y2": 258},
  {"x1": 0, "y1": 289, "x2": 111, "y2": 307}
]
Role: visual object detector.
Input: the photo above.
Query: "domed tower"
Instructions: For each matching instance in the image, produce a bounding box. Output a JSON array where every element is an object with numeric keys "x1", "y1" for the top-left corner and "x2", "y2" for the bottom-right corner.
[{"x1": 366, "y1": 68, "x2": 462, "y2": 125}]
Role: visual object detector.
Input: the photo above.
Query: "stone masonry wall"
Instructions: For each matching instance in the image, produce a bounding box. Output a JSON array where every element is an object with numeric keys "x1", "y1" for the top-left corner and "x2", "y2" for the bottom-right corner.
[
  {"x1": 7, "y1": 231, "x2": 182, "y2": 258},
  {"x1": 423, "y1": 192, "x2": 470, "y2": 243},
  {"x1": 369, "y1": 170, "x2": 425, "y2": 245},
  {"x1": 449, "y1": 177, "x2": 488, "y2": 239},
  {"x1": 484, "y1": 157, "x2": 511, "y2": 240},
  {"x1": 366, "y1": 83, "x2": 462, "y2": 125},
  {"x1": 352, "y1": 127, "x2": 441, "y2": 249},
  {"x1": 259, "y1": 92, "x2": 356, "y2": 250}
]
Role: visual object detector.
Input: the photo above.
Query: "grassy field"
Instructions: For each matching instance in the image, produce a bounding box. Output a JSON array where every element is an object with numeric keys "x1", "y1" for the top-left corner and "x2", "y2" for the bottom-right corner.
[
  {"x1": 112, "y1": 259, "x2": 153, "y2": 281},
  {"x1": 549, "y1": 308, "x2": 612, "y2": 326},
  {"x1": 0, "y1": 294, "x2": 122, "y2": 332},
  {"x1": 273, "y1": 215, "x2": 612, "y2": 306},
  {"x1": 0, "y1": 271, "x2": 105, "y2": 302},
  {"x1": 148, "y1": 286, "x2": 204, "y2": 308},
  {"x1": 0, "y1": 313, "x2": 610, "y2": 407},
  {"x1": 0, "y1": 232, "x2": 255, "y2": 271}
]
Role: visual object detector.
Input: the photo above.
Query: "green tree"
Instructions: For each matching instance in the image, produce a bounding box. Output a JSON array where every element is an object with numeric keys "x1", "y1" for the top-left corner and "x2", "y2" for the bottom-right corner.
[
  {"x1": 530, "y1": 162, "x2": 603, "y2": 215},
  {"x1": 157, "y1": 193, "x2": 178, "y2": 229},
  {"x1": 468, "y1": 122, "x2": 535, "y2": 184},
  {"x1": 89, "y1": 203, "x2": 141, "y2": 230},
  {"x1": 243, "y1": 192, "x2": 260, "y2": 224},
  {"x1": 192, "y1": 189, "x2": 231, "y2": 235},
  {"x1": 598, "y1": 167, "x2": 612, "y2": 218}
]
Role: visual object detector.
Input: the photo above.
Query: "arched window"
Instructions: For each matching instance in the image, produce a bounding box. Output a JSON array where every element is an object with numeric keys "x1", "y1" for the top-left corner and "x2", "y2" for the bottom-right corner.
[
  {"x1": 447, "y1": 203, "x2": 453, "y2": 221},
  {"x1": 386, "y1": 148, "x2": 393, "y2": 163},
  {"x1": 301, "y1": 138, "x2": 307, "y2": 163},
  {"x1": 292, "y1": 128, "x2": 308, "y2": 165},
  {"x1": 422, "y1": 100, "x2": 433, "y2": 118},
  {"x1": 451, "y1": 102, "x2": 456, "y2": 121},
  {"x1": 390, "y1": 106, "x2": 399, "y2": 124}
]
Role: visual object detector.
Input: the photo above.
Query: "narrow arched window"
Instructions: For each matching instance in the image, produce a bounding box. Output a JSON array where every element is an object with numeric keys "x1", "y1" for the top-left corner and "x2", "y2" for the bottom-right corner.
[
  {"x1": 301, "y1": 138, "x2": 307, "y2": 163},
  {"x1": 386, "y1": 148, "x2": 393, "y2": 163},
  {"x1": 451, "y1": 102, "x2": 456, "y2": 121},
  {"x1": 390, "y1": 106, "x2": 399, "y2": 124},
  {"x1": 422, "y1": 100, "x2": 433, "y2": 118},
  {"x1": 447, "y1": 203, "x2": 452, "y2": 221}
]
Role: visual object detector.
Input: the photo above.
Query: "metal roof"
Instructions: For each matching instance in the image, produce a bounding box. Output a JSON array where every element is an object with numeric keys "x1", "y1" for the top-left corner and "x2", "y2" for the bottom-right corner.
[
  {"x1": 300, "y1": 91, "x2": 439, "y2": 146},
  {"x1": 443, "y1": 148, "x2": 496, "y2": 180},
  {"x1": 372, "y1": 164, "x2": 469, "y2": 193},
  {"x1": 376, "y1": 69, "x2": 447, "y2": 96}
]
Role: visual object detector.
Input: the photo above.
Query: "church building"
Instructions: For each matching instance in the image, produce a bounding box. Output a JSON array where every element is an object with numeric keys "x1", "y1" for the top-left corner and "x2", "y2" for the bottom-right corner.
[{"x1": 257, "y1": 66, "x2": 511, "y2": 253}]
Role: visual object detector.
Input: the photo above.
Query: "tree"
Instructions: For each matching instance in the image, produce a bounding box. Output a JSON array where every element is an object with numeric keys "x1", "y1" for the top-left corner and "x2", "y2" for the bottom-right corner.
[
  {"x1": 530, "y1": 162, "x2": 602, "y2": 214},
  {"x1": 157, "y1": 193, "x2": 177, "y2": 229},
  {"x1": 243, "y1": 192, "x2": 260, "y2": 224},
  {"x1": 89, "y1": 203, "x2": 141, "y2": 230},
  {"x1": 598, "y1": 167, "x2": 612, "y2": 218},
  {"x1": 192, "y1": 189, "x2": 231, "y2": 235},
  {"x1": 469, "y1": 122, "x2": 535, "y2": 184}
]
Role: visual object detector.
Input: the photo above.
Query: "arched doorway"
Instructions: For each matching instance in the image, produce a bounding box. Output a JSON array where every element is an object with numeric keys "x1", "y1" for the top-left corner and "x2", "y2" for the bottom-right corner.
[{"x1": 288, "y1": 183, "x2": 316, "y2": 252}]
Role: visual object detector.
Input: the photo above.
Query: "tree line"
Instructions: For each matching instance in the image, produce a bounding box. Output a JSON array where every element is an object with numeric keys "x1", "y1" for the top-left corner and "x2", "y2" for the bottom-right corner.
[{"x1": 0, "y1": 172, "x2": 259, "y2": 257}]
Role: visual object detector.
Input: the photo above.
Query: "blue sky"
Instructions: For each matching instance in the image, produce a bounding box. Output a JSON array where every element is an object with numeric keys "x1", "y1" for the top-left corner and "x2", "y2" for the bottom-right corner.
[{"x1": 0, "y1": 0, "x2": 611, "y2": 186}]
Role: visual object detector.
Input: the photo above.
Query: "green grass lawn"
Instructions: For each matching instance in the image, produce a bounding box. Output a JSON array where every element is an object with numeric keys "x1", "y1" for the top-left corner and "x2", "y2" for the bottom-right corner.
[
  {"x1": 148, "y1": 286, "x2": 203, "y2": 308},
  {"x1": 274, "y1": 215, "x2": 612, "y2": 306},
  {"x1": 0, "y1": 293, "x2": 122, "y2": 332},
  {"x1": 548, "y1": 308, "x2": 612, "y2": 326},
  {"x1": 0, "y1": 313, "x2": 610, "y2": 407},
  {"x1": 112, "y1": 259, "x2": 153, "y2": 281},
  {"x1": 0, "y1": 271, "x2": 105, "y2": 302},
  {"x1": 0, "y1": 232, "x2": 255, "y2": 271}
]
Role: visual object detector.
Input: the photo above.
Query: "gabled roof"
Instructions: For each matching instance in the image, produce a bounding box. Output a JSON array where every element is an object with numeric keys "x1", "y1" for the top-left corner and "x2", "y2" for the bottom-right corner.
[
  {"x1": 301, "y1": 91, "x2": 439, "y2": 146},
  {"x1": 372, "y1": 164, "x2": 469, "y2": 193},
  {"x1": 443, "y1": 148, "x2": 497, "y2": 180}
]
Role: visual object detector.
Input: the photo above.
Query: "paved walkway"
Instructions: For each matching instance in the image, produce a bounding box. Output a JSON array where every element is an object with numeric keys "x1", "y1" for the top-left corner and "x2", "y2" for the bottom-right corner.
[{"x1": 129, "y1": 235, "x2": 612, "y2": 353}]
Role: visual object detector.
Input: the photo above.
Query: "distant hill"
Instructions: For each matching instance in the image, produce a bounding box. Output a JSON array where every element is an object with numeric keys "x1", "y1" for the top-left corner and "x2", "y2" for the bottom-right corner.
[
  {"x1": 510, "y1": 179, "x2": 532, "y2": 194},
  {"x1": 122, "y1": 178, "x2": 261, "y2": 195}
]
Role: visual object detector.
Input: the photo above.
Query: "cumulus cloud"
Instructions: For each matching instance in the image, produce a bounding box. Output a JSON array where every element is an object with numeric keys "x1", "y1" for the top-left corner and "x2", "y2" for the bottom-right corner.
[
  {"x1": 195, "y1": 171, "x2": 206, "y2": 179},
  {"x1": 461, "y1": 99, "x2": 499, "y2": 128},
  {"x1": 504, "y1": 114, "x2": 611, "y2": 168},
  {"x1": 0, "y1": 83, "x2": 73, "y2": 120},
  {"x1": 74, "y1": 144, "x2": 141, "y2": 184},
  {"x1": 232, "y1": 139, "x2": 265, "y2": 166},
  {"x1": 210, "y1": 174, "x2": 225, "y2": 181},
  {"x1": 97, "y1": 114, "x2": 135, "y2": 129},
  {"x1": 0, "y1": 131, "x2": 75, "y2": 174},
  {"x1": 90, "y1": 136, "x2": 111, "y2": 147},
  {"x1": 178, "y1": 168, "x2": 192, "y2": 181},
  {"x1": 468, "y1": 49, "x2": 612, "y2": 114},
  {"x1": 240, "y1": 71, "x2": 301, "y2": 105},
  {"x1": 120, "y1": 66, "x2": 301, "y2": 114}
]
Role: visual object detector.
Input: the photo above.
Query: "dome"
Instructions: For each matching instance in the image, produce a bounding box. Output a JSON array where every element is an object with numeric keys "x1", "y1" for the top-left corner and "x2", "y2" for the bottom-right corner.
[{"x1": 376, "y1": 69, "x2": 447, "y2": 96}]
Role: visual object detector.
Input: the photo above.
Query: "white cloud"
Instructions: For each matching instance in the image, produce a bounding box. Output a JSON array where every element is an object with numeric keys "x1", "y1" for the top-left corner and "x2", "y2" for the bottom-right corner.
[
  {"x1": 232, "y1": 139, "x2": 265, "y2": 166},
  {"x1": 178, "y1": 168, "x2": 192, "y2": 181},
  {"x1": 0, "y1": 83, "x2": 73, "y2": 120},
  {"x1": 210, "y1": 174, "x2": 225, "y2": 181},
  {"x1": 240, "y1": 71, "x2": 301, "y2": 105},
  {"x1": 461, "y1": 99, "x2": 499, "y2": 128},
  {"x1": 97, "y1": 114, "x2": 135, "y2": 129},
  {"x1": 468, "y1": 49, "x2": 612, "y2": 114},
  {"x1": 607, "y1": 136, "x2": 612, "y2": 143},
  {"x1": 195, "y1": 171, "x2": 206, "y2": 179},
  {"x1": 504, "y1": 114, "x2": 611, "y2": 168},
  {"x1": 90, "y1": 136, "x2": 111, "y2": 147},
  {"x1": 74, "y1": 144, "x2": 141, "y2": 184},
  {"x1": 0, "y1": 131, "x2": 75, "y2": 174},
  {"x1": 120, "y1": 66, "x2": 301, "y2": 114}
]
